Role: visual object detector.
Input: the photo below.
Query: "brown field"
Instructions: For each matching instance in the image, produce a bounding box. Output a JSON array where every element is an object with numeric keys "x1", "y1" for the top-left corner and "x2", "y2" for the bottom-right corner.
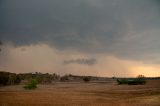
[{"x1": 0, "y1": 79, "x2": 160, "y2": 106}]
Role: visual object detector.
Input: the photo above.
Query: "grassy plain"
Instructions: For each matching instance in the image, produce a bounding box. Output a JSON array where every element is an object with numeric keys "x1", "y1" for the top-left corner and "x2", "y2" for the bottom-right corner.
[{"x1": 0, "y1": 79, "x2": 160, "y2": 106}]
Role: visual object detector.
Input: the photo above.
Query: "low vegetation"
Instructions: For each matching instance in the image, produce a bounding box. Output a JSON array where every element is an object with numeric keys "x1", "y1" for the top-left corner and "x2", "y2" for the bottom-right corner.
[
  {"x1": 1, "y1": 79, "x2": 160, "y2": 106},
  {"x1": 117, "y1": 75, "x2": 146, "y2": 85},
  {"x1": 83, "y1": 76, "x2": 91, "y2": 82},
  {"x1": 60, "y1": 75, "x2": 69, "y2": 81},
  {"x1": 0, "y1": 71, "x2": 153, "y2": 87},
  {"x1": 19, "y1": 72, "x2": 60, "y2": 84},
  {"x1": 24, "y1": 79, "x2": 38, "y2": 90},
  {"x1": 0, "y1": 72, "x2": 21, "y2": 86}
]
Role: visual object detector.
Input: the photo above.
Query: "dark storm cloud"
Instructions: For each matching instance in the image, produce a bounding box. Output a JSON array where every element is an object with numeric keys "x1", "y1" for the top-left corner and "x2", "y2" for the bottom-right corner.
[
  {"x1": 0, "y1": 0, "x2": 160, "y2": 62},
  {"x1": 64, "y1": 58, "x2": 96, "y2": 66}
]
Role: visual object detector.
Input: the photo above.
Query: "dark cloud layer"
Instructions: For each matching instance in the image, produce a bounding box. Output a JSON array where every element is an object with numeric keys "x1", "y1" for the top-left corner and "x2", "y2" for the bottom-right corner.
[
  {"x1": 64, "y1": 58, "x2": 96, "y2": 66},
  {"x1": 0, "y1": 0, "x2": 160, "y2": 62}
]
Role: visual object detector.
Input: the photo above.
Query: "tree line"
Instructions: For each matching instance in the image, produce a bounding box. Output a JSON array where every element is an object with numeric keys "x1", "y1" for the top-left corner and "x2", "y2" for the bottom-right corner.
[
  {"x1": 0, "y1": 71, "x2": 21, "y2": 86},
  {"x1": 0, "y1": 71, "x2": 61, "y2": 86},
  {"x1": 0, "y1": 71, "x2": 104, "y2": 86},
  {"x1": 1, "y1": 71, "x2": 160, "y2": 86}
]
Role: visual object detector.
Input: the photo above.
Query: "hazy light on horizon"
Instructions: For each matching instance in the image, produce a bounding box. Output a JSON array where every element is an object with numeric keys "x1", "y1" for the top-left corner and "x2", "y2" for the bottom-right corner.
[{"x1": 0, "y1": 44, "x2": 159, "y2": 77}]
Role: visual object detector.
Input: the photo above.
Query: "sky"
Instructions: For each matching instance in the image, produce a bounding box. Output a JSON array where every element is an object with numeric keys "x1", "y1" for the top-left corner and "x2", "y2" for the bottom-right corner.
[{"x1": 0, "y1": 0, "x2": 160, "y2": 77}]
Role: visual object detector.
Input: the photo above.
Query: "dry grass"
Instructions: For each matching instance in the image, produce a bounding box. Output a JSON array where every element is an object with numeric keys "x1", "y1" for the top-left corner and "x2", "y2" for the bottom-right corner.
[{"x1": 0, "y1": 79, "x2": 160, "y2": 106}]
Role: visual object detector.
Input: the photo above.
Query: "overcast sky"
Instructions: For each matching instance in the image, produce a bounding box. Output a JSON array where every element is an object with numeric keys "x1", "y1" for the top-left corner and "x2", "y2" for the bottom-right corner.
[{"x1": 0, "y1": 0, "x2": 160, "y2": 77}]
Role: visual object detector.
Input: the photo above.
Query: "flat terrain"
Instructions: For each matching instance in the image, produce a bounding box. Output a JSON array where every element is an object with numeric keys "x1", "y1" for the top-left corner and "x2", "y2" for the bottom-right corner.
[{"x1": 0, "y1": 79, "x2": 160, "y2": 106}]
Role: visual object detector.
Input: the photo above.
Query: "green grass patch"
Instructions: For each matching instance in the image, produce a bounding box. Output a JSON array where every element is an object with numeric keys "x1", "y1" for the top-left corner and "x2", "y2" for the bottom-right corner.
[{"x1": 24, "y1": 79, "x2": 38, "y2": 90}]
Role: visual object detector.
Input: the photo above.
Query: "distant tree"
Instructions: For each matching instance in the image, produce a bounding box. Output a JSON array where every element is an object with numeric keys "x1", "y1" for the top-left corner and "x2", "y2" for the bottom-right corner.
[
  {"x1": 112, "y1": 76, "x2": 116, "y2": 79},
  {"x1": 52, "y1": 73, "x2": 60, "y2": 81},
  {"x1": 0, "y1": 72, "x2": 21, "y2": 86},
  {"x1": 83, "y1": 76, "x2": 91, "y2": 82},
  {"x1": 60, "y1": 75, "x2": 69, "y2": 81},
  {"x1": 0, "y1": 72, "x2": 9, "y2": 85},
  {"x1": 8, "y1": 74, "x2": 16, "y2": 85},
  {"x1": 135, "y1": 74, "x2": 146, "y2": 85},
  {"x1": 14, "y1": 75, "x2": 21, "y2": 84},
  {"x1": 137, "y1": 75, "x2": 145, "y2": 79}
]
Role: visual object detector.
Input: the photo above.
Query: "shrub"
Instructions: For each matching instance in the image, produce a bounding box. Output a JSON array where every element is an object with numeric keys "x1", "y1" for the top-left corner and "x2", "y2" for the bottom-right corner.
[
  {"x1": 127, "y1": 76, "x2": 146, "y2": 85},
  {"x1": 14, "y1": 75, "x2": 21, "y2": 84},
  {"x1": 0, "y1": 72, "x2": 21, "y2": 86},
  {"x1": 127, "y1": 79, "x2": 146, "y2": 85},
  {"x1": 60, "y1": 75, "x2": 69, "y2": 81},
  {"x1": 0, "y1": 74, "x2": 9, "y2": 85},
  {"x1": 24, "y1": 79, "x2": 38, "y2": 90},
  {"x1": 117, "y1": 79, "x2": 128, "y2": 85},
  {"x1": 116, "y1": 75, "x2": 146, "y2": 85},
  {"x1": 83, "y1": 77, "x2": 91, "y2": 82}
]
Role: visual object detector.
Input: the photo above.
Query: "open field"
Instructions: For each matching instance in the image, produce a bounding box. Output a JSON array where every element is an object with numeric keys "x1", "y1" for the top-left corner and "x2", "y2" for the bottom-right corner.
[{"x1": 0, "y1": 79, "x2": 160, "y2": 106}]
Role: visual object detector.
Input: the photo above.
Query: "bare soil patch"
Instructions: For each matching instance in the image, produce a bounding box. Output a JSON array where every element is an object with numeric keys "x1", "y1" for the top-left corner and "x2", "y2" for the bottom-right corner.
[{"x1": 0, "y1": 79, "x2": 160, "y2": 106}]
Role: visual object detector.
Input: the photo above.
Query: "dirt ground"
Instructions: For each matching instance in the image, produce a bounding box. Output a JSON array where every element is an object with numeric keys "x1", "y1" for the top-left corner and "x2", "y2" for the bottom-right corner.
[{"x1": 0, "y1": 79, "x2": 160, "y2": 106}]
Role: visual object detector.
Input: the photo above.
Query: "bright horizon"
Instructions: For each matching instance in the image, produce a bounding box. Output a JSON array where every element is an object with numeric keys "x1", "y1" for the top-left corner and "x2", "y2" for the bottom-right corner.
[{"x1": 0, "y1": 0, "x2": 160, "y2": 77}]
